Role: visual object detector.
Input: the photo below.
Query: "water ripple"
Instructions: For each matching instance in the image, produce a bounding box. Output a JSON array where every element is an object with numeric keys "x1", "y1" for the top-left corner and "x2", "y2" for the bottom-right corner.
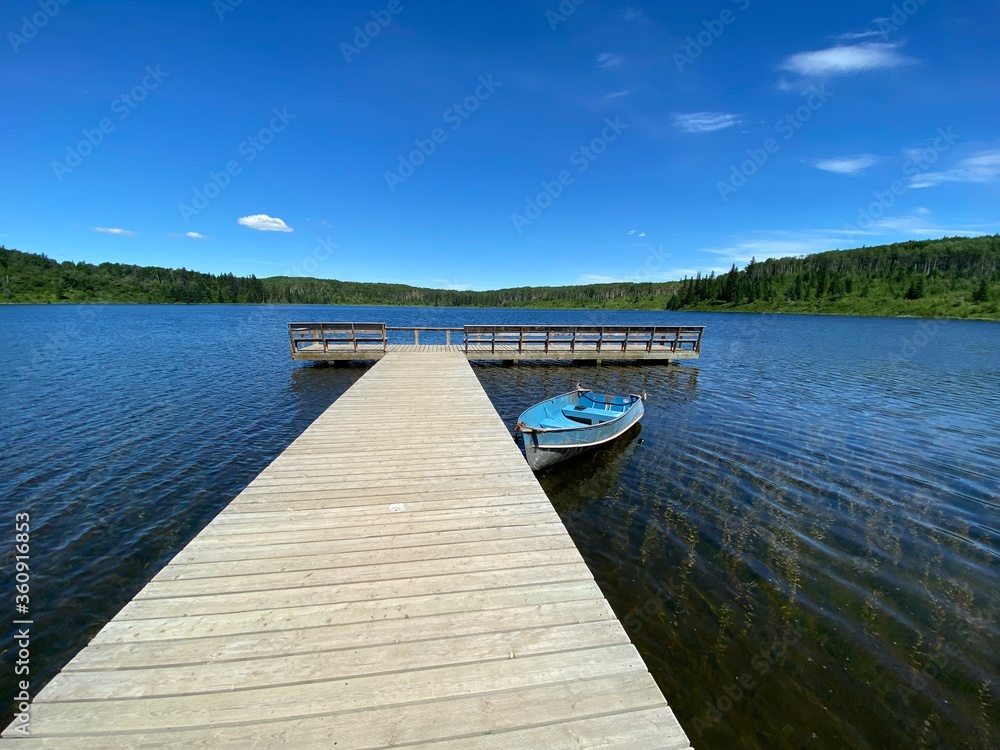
[{"x1": 1, "y1": 306, "x2": 997, "y2": 749}]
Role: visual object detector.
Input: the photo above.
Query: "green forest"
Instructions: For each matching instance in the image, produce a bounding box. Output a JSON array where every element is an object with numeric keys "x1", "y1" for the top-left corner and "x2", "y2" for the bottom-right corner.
[
  {"x1": 1, "y1": 234, "x2": 998, "y2": 320},
  {"x1": 667, "y1": 234, "x2": 999, "y2": 319}
]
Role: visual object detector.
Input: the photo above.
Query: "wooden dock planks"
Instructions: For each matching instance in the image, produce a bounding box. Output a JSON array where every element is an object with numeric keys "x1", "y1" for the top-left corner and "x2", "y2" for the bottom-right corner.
[{"x1": 5, "y1": 352, "x2": 692, "y2": 748}]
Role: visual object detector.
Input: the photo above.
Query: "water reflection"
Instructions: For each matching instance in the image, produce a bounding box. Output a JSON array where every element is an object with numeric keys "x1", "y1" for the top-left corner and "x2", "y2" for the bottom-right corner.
[{"x1": 1, "y1": 306, "x2": 997, "y2": 749}]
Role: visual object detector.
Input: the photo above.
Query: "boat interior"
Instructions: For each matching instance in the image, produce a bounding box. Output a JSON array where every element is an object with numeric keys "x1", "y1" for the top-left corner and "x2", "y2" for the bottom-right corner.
[{"x1": 530, "y1": 392, "x2": 634, "y2": 429}]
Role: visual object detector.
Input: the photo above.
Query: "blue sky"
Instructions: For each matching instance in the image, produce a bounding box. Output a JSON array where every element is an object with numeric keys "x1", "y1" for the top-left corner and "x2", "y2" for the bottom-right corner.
[{"x1": 2, "y1": 0, "x2": 998, "y2": 289}]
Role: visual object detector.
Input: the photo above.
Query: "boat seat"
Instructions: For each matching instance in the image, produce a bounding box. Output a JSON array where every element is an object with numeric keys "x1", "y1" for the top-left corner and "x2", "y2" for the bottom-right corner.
[{"x1": 562, "y1": 405, "x2": 618, "y2": 423}]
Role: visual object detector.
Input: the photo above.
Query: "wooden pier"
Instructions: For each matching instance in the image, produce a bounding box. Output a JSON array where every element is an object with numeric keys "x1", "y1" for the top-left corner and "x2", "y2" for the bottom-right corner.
[
  {"x1": 5, "y1": 352, "x2": 692, "y2": 748},
  {"x1": 289, "y1": 323, "x2": 704, "y2": 363}
]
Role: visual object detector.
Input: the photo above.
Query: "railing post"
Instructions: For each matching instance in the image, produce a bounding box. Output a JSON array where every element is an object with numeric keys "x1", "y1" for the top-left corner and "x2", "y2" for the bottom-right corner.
[
  {"x1": 320, "y1": 323, "x2": 327, "y2": 354},
  {"x1": 414, "y1": 329, "x2": 420, "y2": 346},
  {"x1": 445, "y1": 330, "x2": 451, "y2": 346}
]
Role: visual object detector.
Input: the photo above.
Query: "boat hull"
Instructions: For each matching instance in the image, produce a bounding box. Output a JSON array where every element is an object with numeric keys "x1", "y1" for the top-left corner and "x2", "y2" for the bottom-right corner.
[{"x1": 518, "y1": 390, "x2": 644, "y2": 471}]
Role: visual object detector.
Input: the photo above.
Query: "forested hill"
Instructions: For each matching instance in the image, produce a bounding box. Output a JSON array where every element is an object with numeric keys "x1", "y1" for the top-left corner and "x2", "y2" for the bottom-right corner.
[
  {"x1": 667, "y1": 234, "x2": 999, "y2": 319},
  {"x1": 1, "y1": 234, "x2": 998, "y2": 320},
  {"x1": 0, "y1": 247, "x2": 674, "y2": 308},
  {"x1": 0, "y1": 248, "x2": 267, "y2": 304}
]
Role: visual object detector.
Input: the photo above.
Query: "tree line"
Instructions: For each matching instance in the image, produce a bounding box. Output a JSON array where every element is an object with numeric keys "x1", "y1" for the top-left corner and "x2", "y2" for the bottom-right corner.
[
  {"x1": 2, "y1": 235, "x2": 998, "y2": 320},
  {"x1": 667, "y1": 235, "x2": 998, "y2": 319},
  {"x1": 0, "y1": 248, "x2": 266, "y2": 304}
]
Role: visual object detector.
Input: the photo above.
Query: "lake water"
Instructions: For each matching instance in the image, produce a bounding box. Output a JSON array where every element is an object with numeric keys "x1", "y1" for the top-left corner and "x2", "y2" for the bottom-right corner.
[{"x1": 1, "y1": 304, "x2": 997, "y2": 748}]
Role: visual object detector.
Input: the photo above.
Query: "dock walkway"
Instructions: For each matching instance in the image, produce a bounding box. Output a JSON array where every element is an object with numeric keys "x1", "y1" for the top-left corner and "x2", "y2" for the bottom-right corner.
[{"x1": 6, "y1": 352, "x2": 692, "y2": 748}]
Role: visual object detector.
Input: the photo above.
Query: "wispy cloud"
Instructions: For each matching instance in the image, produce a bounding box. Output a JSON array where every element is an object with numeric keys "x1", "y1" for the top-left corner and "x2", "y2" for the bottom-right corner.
[
  {"x1": 597, "y1": 53, "x2": 624, "y2": 69},
  {"x1": 699, "y1": 234, "x2": 845, "y2": 265},
  {"x1": 780, "y1": 42, "x2": 911, "y2": 77},
  {"x1": 627, "y1": 229, "x2": 647, "y2": 237},
  {"x1": 576, "y1": 267, "x2": 714, "y2": 284},
  {"x1": 705, "y1": 219, "x2": 1000, "y2": 269},
  {"x1": 812, "y1": 154, "x2": 882, "y2": 175},
  {"x1": 672, "y1": 112, "x2": 742, "y2": 134},
  {"x1": 909, "y1": 149, "x2": 1000, "y2": 188},
  {"x1": 237, "y1": 214, "x2": 294, "y2": 233},
  {"x1": 623, "y1": 8, "x2": 643, "y2": 21},
  {"x1": 185, "y1": 231, "x2": 208, "y2": 239},
  {"x1": 93, "y1": 227, "x2": 136, "y2": 236},
  {"x1": 834, "y1": 30, "x2": 885, "y2": 42},
  {"x1": 605, "y1": 89, "x2": 631, "y2": 99},
  {"x1": 843, "y1": 211, "x2": 1000, "y2": 239},
  {"x1": 427, "y1": 277, "x2": 473, "y2": 291}
]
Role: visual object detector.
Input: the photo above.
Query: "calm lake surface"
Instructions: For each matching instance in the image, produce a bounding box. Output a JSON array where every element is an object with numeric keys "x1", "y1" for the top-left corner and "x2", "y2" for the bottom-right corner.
[{"x1": 1, "y1": 305, "x2": 997, "y2": 748}]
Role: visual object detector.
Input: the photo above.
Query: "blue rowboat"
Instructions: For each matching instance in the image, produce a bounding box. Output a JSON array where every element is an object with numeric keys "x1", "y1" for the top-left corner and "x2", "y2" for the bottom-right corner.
[{"x1": 516, "y1": 387, "x2": 645, "y2": 471}]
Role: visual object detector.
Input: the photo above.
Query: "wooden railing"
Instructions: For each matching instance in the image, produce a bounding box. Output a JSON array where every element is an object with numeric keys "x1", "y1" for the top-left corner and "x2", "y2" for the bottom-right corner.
[
  {"x1": 288, "y1": 322, "x2": 388, "y2": 354},
  {"x1": 387, "y1": 326, "x2": 463, "y2": 346},
  {"x1": 289, "y1": 323, "x2": 705, "y2": 357},
  {"x1": 462, "y1": 325, "x2": 704, "y2": 354}
]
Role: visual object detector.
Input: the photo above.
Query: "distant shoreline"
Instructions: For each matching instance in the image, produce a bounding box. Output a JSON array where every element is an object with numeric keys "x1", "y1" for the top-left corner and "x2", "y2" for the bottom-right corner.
[
  {"x1": 1, "y1": 300, "x2": 997, "y2": 322},
  {"x1": 2, "y1": 235, "x2": 997, "y2": 321}
]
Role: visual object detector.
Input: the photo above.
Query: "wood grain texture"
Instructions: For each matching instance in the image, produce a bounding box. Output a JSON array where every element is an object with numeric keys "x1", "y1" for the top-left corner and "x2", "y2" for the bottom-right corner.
[{"x1": 4, "y1": 352, "x2": 691, "y2": 748}]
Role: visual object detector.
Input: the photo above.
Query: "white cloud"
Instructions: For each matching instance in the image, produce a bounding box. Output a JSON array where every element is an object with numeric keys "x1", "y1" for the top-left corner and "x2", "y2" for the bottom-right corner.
[
  {"x1": 812, "y1": 154, "x2": 882, "y2": 175},
  {"x1": 237, "y1": 214, "x2": 294, "y2": 233},
  {"x1": 93, "y1": 227, "x2": 136, "y2": 236},
  {"x1": 672, "y1": 112, "x2": 742, "y2": 134},
  {"x1": 606, "y1": 89, "x2": 631, "y2": 99},
  {"x1": 699, "y1": 235, "x2": 844, "y2": 265},
  {"x1": 597, "y1": 53, "x2": 624, "y2": 69},
  {"x1": 185, "y1": 231, "x2": 208, "y2": 239},
  {"x1": 428, "y1": 277, "x2": 473, "y2": 291},
  {"x1": 834, "y1": 30, "x2": 886, "y2": 41},
  {"x1": 704, "y1": 220, "x2": 1000, "y2": 269},
  {"x1": 780, "y1": 42, "x2": 910, "y2": 77},
  {"x1": 845, "y1": 212, "x2": 1000, "y2": 238},
  {"x1": 577, "y1": 267, "x2": 711, "y2": 284},
  {"x1": 910, "y1": 149, "x2": 1000, "y2": 188}
]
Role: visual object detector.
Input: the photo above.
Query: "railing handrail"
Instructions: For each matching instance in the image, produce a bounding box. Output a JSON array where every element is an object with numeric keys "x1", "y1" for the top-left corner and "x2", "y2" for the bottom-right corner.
[
  {"x1": 385, "y1": 326, "x2": 464, "y2": 332},
  {"x1": 288, "y1": 323, "x2": 704, "y2": 355}
]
